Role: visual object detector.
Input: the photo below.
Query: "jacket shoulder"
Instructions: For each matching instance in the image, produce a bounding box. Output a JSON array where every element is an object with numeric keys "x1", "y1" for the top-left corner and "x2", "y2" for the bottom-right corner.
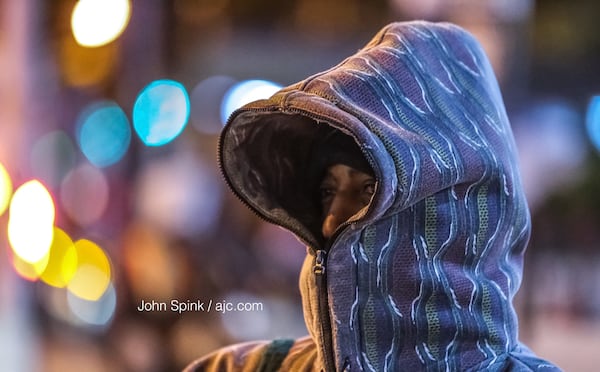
[
  {"x1": 183, "y1": 337, "x2": 319, "y2": 372},
  {"x1": 183, "y1": 340, "x2": 270, "y2": 372}
]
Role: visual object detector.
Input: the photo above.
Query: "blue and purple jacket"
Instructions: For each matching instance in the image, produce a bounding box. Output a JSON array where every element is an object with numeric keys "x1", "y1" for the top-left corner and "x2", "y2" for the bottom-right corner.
[{"x1": 187, "y1": 21, "x2": 561, "y2": 372}]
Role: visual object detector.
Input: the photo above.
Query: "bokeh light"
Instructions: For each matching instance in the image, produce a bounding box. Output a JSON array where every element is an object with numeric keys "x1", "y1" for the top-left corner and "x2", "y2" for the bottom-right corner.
[
  {"x1": 8, "y1": 180, "x2": 55, "y2": 264},
  {"x1": 219, "y1": 292, "x2": 270, "y2": 341},
  {"x1": 190, "y1": 75, "x2": 237, "y2": 135},
  {"x1": 218, "y1": 293, "x2": 306, "y2": 342},
  {"x1": 389, "y1": 0, "x2": 446, "y2": 19},
  {"x1": 67, "y1": 239, "x2": 112, "y2": 301},
  {"x1": 514, "y1": 99, "x2": 588, "y2": 210},
  {"x1": 30, "y1": 131, "x2": 77, "y2": 188},
  {"x1": 38, "y1": 285, "x2": 76, "y2": 326},
  {"x1": 135, "y1": 152, "x2": 222, "y2": 237},
  {"x1": 220, "y1": 79, "x2": 282, "y2": 125},
  {"x1": 39, "y1": 283, "x2": 116, "y2": 332},
  {"x1": 133, "y1": 79, "x2": 191, "y2": 146},
  {"x1": 67, "y1": 282, "x2": 117, "y2": 328},
  {"x1": 0, "y1": 161, "x2": 12, "y2": 216},
  {"x1": 60, "y1": 164, "x2": 109, "y2": 227},
  {"x1": 59, "y1": 34, "x2": 117, "y2": 87},
  {"x1": 77, "y1": 101, "x2": 131, "y2": 168},
  {"x1": 122, "y1": 223, "x2": 180, "y2": 303},
  {"x1": 586, "y1": 95, "x2": 600, "y2": 152},
  {"x1": 40, "y1": 227, "x2": 78, "y2": 288},
  {"x1": 489, "y1": 0, "x2": 535, "y2": 22},
  {"x1": 10, "y1": 249, "x2": 49, "y2": 282},
  {"x1": 71, "y1": 0, "x2": 131, "y2": 47}
]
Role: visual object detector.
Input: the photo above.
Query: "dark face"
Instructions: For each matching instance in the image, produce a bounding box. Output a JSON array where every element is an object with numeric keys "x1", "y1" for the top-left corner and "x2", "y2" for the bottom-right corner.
[{"x1": 319, "y1": 164, "x2": 376, "y2": 239}]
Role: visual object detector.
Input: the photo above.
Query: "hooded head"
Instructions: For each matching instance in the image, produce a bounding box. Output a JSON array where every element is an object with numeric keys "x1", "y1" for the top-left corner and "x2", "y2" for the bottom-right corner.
[{"x1": 218, "y1": 21, "x2": 558, "y2": 372}]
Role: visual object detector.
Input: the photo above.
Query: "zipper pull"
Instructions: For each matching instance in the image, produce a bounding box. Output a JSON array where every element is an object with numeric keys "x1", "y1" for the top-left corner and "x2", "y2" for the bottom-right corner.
[{"x1": 313, "y1": 249, "x2": 327, "y2": 275}]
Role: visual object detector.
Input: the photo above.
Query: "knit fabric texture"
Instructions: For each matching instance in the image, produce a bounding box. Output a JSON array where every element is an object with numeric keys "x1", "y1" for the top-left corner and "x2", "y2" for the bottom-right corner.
[{"x1": 189, "y1": 21, "x2": 562, "y2": 372}]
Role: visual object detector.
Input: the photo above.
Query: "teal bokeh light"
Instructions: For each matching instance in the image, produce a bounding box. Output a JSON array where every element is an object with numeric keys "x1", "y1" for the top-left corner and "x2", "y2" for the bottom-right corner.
[
  {"x1": 587, "y1": 96, "x2": 600, "y2": 152},
  {"x1": 77, "y1": 101, "x2": 131, "y2": 168},
  {"x1": 133, "y1": 79, "x2": 190, "y2": 146}
]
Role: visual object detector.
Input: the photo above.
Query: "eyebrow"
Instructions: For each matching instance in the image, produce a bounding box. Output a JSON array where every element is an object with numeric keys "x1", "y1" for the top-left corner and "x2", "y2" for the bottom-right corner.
[
  {"x1": 347, "y1": 168, "x2": 368, "y2": 177},
  {"x1": 347, "y1": 169, "x2": 375, "y2": 181},
  {"x1": 320, "y1": 172, "x2": 337, "y2": 184}
]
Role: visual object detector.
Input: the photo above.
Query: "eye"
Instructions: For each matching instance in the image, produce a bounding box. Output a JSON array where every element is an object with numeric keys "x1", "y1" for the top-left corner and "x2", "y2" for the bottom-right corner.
[
  {"x1": 320, "y1": 187, "x2": 335, "y2": 201},
  {"x1": 363, "y1": 181, "x2": 376, "y2": 196}
]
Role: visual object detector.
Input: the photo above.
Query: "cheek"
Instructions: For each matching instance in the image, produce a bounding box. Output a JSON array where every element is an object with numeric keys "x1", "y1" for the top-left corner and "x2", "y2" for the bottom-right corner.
[
  {"x1": 320, "y1": 200, "x2": 333, "y2": 217},
  {"x1": 325, "y1": 195, "x2": 364, "y2": 220},
  {"x1": 360, "y1": 193, "x2": 373, "y2": 207}
]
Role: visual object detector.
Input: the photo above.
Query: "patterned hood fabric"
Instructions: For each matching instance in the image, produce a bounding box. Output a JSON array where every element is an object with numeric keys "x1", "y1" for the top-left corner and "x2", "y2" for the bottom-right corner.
[{"x1": 210, "y1": 21, "x2": 561, "y2": 371}]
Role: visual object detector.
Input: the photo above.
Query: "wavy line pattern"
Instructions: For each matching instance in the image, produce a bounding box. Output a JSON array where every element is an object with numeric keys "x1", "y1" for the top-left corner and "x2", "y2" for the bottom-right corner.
[{"x1": 302, "y1": 22, "x2": 551, "y2": 371}]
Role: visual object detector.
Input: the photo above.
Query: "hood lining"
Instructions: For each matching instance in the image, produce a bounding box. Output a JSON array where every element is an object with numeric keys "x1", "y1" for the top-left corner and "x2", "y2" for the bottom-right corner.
[{"x1": 222, "y1": 112, "x2": 372, "y2": 248}]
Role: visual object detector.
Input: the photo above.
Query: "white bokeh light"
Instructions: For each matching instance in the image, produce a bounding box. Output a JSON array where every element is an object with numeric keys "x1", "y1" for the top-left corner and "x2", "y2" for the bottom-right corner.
[
  {"x1": 220, "y1": 80, "x2": 282, "y2": 124},
  {"x1": 71, "y1": 0, "x2": 131, "y2": 47},
  {"x1": 8, "y1": 180, "x2": 55, "y2": 264}
]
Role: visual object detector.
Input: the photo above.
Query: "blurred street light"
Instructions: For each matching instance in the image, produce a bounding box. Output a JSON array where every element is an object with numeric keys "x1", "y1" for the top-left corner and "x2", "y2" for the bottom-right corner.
[{"x1": 71, "y1": 0, "x2": 131, "y2": 47}]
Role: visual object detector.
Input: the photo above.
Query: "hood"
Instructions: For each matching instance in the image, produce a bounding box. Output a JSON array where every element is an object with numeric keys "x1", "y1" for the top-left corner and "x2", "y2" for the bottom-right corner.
[{"x1": 218, "y1": 21, "x2": 556, "y2": 371}]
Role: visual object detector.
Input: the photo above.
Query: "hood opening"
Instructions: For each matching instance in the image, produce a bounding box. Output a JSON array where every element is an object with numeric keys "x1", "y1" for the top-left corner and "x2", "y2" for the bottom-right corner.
[{"x1": 220, "y1": 111, "x2": 373, "y2": 248}]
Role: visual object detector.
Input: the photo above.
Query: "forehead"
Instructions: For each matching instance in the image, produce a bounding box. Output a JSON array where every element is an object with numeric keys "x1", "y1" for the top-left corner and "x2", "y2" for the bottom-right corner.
[{"x1": 322, "y1": 164, "x2": 373, "y2": 183}]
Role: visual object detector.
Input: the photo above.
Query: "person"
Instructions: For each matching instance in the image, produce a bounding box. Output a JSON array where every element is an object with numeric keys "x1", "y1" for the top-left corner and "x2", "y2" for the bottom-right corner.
[{"x1": 185, "y1": 21, "x2": 561, "y2": 371}]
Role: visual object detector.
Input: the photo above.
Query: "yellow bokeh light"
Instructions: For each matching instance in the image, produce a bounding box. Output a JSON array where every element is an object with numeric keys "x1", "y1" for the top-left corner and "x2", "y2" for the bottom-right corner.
[
  {"x1": 71, "y1": 0, "x2": 131, "y2": 47},
  {"x1": 0, "y1": 162, "x2": 12, "y2": 216},
  {"x1": 8, "y1": 180, "x2": 55, "y2": 263},
  {"x1": 67, "y1": 239, "x2": 111, "y2": 301},
  {"x1": 11, "y1": 250, "x2": 50, "y2": 282},
  {"x1": 40, "y1": 227, "x2": 78, "y2": 288},
  {"x1": 59, "y1": 34, "x2": 117, "y2": 87}
]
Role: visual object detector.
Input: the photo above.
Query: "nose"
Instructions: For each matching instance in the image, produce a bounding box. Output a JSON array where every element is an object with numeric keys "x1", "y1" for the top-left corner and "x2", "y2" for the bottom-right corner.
[
  {"x1": 321, "y1": 196, "x2": 362, "y2": 239},
  {"x1": 322, "y1": 214, "x2": 343, "y2": 239}
]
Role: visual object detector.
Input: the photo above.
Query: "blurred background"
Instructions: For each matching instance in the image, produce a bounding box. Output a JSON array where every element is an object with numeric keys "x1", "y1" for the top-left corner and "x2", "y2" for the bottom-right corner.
[{"x1": 0, "y1": 0, "x2": 599, "y2": 371}]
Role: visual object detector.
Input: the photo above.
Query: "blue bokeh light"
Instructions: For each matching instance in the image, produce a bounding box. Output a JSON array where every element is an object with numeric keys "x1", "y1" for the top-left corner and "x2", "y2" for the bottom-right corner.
[
  {"x1": 133, "y1": 79, "x2": 191, "y2": 146},
  {"x1": 190, "y1": 75, "x2": 236, "y2": 135},
  {"x1": 220, "y1": 79, "x2": 282, "y2": 125},
  {"x1": 67, "y1": 282, "x2": 117, "y2": 329},
  {"x1": 586, "y1": 96, "x2": 600, "y2": 152},
  {"x1": 77, "y1": 101, "x2": 131, "y2": 168}
]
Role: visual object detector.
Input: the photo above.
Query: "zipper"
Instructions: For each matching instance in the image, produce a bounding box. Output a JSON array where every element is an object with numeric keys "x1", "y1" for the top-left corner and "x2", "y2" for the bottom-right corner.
[
  {"x1": 314, "y1": 248, "x2": 335, "y2": 372},
  {"x1": 313, "y1": 222, "x2": 356, "y2": 372},
  {"x1": 313, "y1": 249, "x2": 327, "y2": 275}
]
